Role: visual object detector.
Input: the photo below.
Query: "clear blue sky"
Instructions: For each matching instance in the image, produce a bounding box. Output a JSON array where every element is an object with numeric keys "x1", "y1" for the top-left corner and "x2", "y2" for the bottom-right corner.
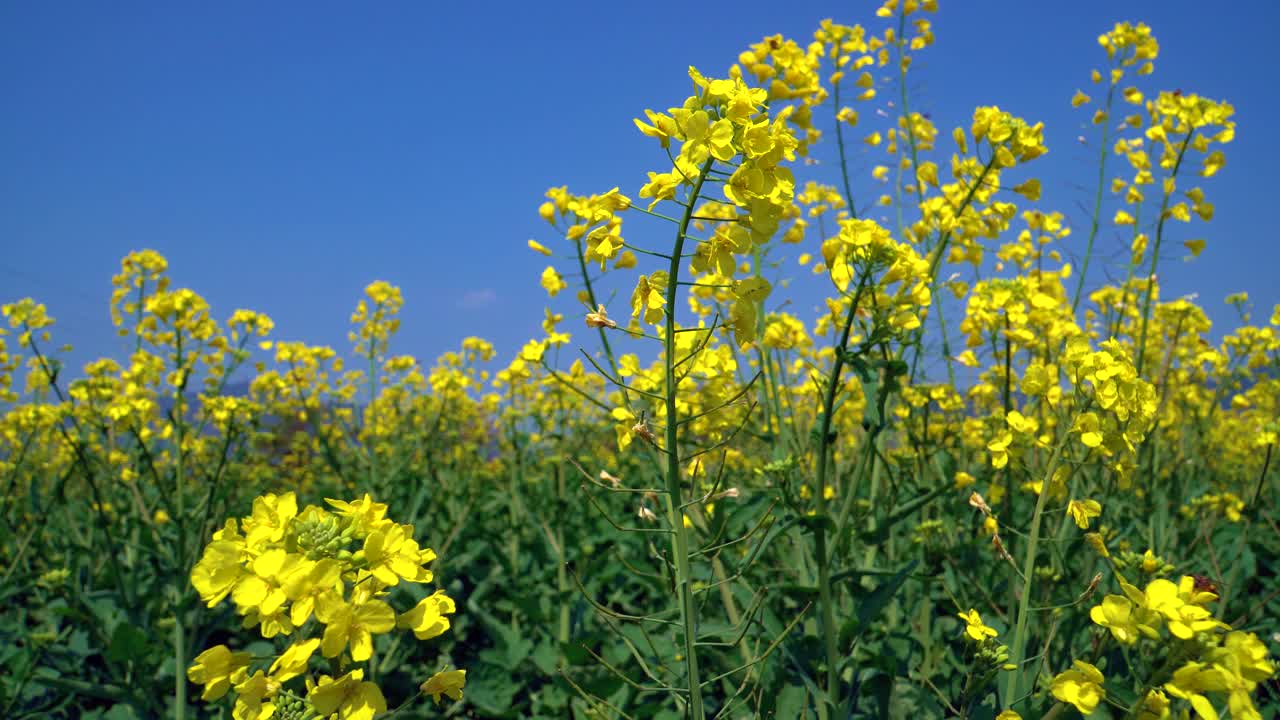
[{"x1": 3, "y1": 1, "x2": 1277, "y2": 375}]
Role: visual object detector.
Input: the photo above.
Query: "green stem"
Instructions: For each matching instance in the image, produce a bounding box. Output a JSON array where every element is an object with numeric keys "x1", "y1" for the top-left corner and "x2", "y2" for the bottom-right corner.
[
  {"x1": 368, "y1": 343, "x2": 379, "y2": 490},
  {"x1": 1252, "y1": 443, "x2": 1274, "y2": 507},
  {"x1": 173, "y1": 334, "x2": 187, "y2": 720},
  {"x1": 506, "y1": 413, "x2": 524, "y2": 635},
  {"x1": 1002, "y1": 431, "x2": 1073, "y2": 709},
  {"x1": 1135, "y1": 131, "x2": 1194, "y2": 375},
  {"x1": 663, "y1": 158, "x2": 714, "y2": 720},
  {"x1": 812, "y1": 275, "x2": 871, "y2": 713},
  {"x1": 1070, "y1": 81, "x2": 1117, "y2": 315},
  {"x1": 1002, "y1": 313, "x2": 1013, "y2": 527},
  {"x1": 556, "y1": 462, "x2": 570, "y2": 645},
  {"x1": 831, "y1": 71, "x2": 857, "y2": 220},
  {"x1": 575, "y1": 233, "x2": 632, "y2": 409},
  {"x1": 893, "y1": 7, "x2": 956, "y2": 388}
]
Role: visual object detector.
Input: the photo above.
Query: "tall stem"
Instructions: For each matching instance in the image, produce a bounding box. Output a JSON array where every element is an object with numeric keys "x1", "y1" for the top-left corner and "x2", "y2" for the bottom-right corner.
[
  {"x1": 173, "y1": 333, "x2": 187, "y2": 720},
  {"x1": 1135, "y1": 131, "x2": 1193, "y2": 375},
  {"x1": 1003, "y1": 431, "x2": 1073, "y2": 709},
  {"x1": 663, "y1": 158, "x2": 713, "y2": 720},
  {"x1": 367, "y1": 345, "x2": 379, "y2": 490},
  {"x1": 812, "y1": 275, "x2": 870, "y2": 713},
  {"x1": 555, "y1": 462, "x2": 570, "y2": 644},
  {"x1": 831, "y1": 73, "x2": 857, "y2": 221},
  {"x1": 893, "y1": 7, "x2": 957, "y2": 388},
  {"x1": 575, "y1": 235, "x2": 635, "y2": 411},
  {"x1": 1070, "y1": 81, "x2": 1117, "y2": 315}
]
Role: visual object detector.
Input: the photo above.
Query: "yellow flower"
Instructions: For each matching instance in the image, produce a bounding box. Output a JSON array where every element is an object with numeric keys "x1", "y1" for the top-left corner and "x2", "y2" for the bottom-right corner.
[
  {"x1": 613, "y1": 250, "x2": 638, "y2": 269},
  {"x1": 527, "y1": 239, "x2": 553, "y2": 256},
  {"x1": 611, "y1": 407, "x2": 638, "y2": 452},
  {"x1": 1141, "y1": 549, "x2": 1160, "y2": 573},
  {"x1": 231, "y1": 669, "x2": 280, "y2": 720},
  {"x1": 1215, "y1": 631, "x2": 1276, "y2": 684},
  {"x1": 1051, "y1": 660, "x2": 1105, "y2": 714},
  {"x1": 397, "y1": 590, "x2": 457, "y2": 640},
  {"x1": 324, "y1": 494, "x2": 392, "y2": 537},
  {"x1": 540, "y1": 266, "x2": 567, "y2": 298},
  {"x1": 728, "y1": 297, "x2": 758, "y2": 347},
  {"x1": 315, "y1": 589, "x2": 396, "y2": 661},
  {"x1": 988, "y1": 430, "x2": 1012, "y2": 469},
  {"x1": 243, "y1": 492, "x2": 297, "y2": 547},
  {"x1": 307, "y1": 669, "x2": 387, "y2": 720},
  {"x1": 361, "y1": 524, "x2": 435, "y2": 586},
  {"x1": 996, "y1": 712, "x2": 1022, "y2": 720},
  {"x1": 1012, "y1": 178, "x2": 1040, "y2": 201},
  {"x1": 190, "y1": 538, "x2": 246, "y2": 608},
  {"x1": 186, "y1": 644, "x2": 252, "y2": 701},
  {"x1": 957, "y1": 608, "x2": 998, "y2": 642},
  {"x1": 1006, "y1": 410, "x2": 1038, "y2": 435},
  {"x1": 1136, "y1": 689, "x2": 1170, "y2": 720},
  {"x1": 231, "y1": 548, "x2": 300, "y2": 621},
  {"x1": 1164, "y1": 662, "x2": 1229, "y2": 720},
  {"x1": 281, "y1": 558, "x2": 343, "y2": 626},
  {"x1": 1142, "y1": 578, "x2": 1220, "y2": 639},
  {"x1": 630, "y1": 272, "x2": 668, "y2": 325},
  {"x1": 1075, "y1": 412, "x2": 1104, "y2": 449},
  {"x1": 1067, "y1": 498, "x2": 1102, "y2": 529},
  {"x1": 421, "y1": 669, "x2": 467, "y2": 704},
  {"x1": 916, "y1": 161, "x2": 939, "y2": 187},
  {"x1": 634, "y1": 109, "x2": 678, "y2": 148},
  {"x1": 268, "y1": 638, "x2": 320, "y2": 684},
  {"x1": 1089, "y1": 594, "x2": 1157, "y2": 644}
]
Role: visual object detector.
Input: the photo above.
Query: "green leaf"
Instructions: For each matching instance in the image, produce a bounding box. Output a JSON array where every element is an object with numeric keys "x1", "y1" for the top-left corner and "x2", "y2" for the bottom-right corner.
[
  {"x1": 102, "y1": 704, "x2": 141, "y2": 720},
  {"x1": 846, "y1": 560, "x2": 919, "y2": 649},
  {"x1": 106, "y1": 623, "x2": 148, "y2": 665},
  {"x1": 531, "y1": 640, "x2": 560, "y2": 675},
  {"x1": 777, "y1": 683, "x2": 815, "y2": 718},
  {"x1": 858, "y1": 671, "x2": 893, "y2": 719},
  {"x1": 467, "y1": 661, "x2": 520, "y2": 716}
]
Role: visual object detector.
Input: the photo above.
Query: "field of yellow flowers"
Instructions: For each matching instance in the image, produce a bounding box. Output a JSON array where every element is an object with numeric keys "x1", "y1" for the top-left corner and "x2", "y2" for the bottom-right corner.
[{"x1": 1, "y1": 2, "x2": 1277, "y2": 719}]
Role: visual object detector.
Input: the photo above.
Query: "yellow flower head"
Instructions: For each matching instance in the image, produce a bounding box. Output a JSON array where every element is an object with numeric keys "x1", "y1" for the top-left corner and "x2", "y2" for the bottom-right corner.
[
  {"x1": 957, "y1": 608, "x2": 998, "y2": 642},
  {"x1": 186, "y1": 645, "x2": 252, "y2": 701},
  {"x1": 307, "y1": 669, "x2": 387, "y2": 720},
  {"x1": 1067, "y1": 498, "x2": 1102, "y2": 529},
  {"x1": 421, "y1": 669, "x2": 467, "y2": 705},
  {"x1": 1051, "y1": 660, "x2": 1105, "y2": 714}
]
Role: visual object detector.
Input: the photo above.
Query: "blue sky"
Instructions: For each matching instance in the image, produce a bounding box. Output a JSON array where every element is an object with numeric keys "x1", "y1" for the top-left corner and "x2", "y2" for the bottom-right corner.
[{"x1": 2, "y1": 1, "x2": 1277, "y2": 376}]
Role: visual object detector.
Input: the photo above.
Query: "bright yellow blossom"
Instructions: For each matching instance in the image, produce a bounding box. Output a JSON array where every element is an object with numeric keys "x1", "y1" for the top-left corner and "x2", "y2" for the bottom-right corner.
[{"x1": 1051, "y1": 660, "x2": 1105, "y2": 714}]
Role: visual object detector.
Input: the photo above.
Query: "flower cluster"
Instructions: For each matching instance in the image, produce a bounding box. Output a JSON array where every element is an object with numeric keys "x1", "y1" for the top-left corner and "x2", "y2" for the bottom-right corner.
[
  {"x1": 1063, "y1": 336, "x2": 1158, "y2": 468},
  {"x1": 817, "y1": 217, "x2": 931, "y2": 332},
  {"x1": 1080, "y1": 574, "x2": 1275, "y2": 718},
  {"x1": 957, "y1": 608, "x2": 1014, "y2": 671},
  {"x1": 636, "y1": 66, "x2": 799, "y2": 247},
  {"x1": 188, "y1": 492, "x2": 463, "y2": 720},
  {"x1": 538, "y1": 186, "x2": 634, "y2": 272}
]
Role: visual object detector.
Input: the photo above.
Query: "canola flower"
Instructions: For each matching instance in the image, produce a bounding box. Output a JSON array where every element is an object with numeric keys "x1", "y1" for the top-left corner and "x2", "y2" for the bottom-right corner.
[
  {"x1": 1077, "y1": 574, "x2": 1275, "y2": 718},
  {"x1": 1050, "y1": 660, "x2": 1106, "y2": 714},
  {"x1": 188, "y1": 492, "x2": 462, "y2": 720}
]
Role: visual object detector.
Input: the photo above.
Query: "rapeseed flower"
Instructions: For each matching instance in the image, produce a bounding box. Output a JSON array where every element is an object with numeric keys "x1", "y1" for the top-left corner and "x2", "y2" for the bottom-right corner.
[{"x1": 1051, "y1": 660, "x2": 1105, "y2": 714}]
